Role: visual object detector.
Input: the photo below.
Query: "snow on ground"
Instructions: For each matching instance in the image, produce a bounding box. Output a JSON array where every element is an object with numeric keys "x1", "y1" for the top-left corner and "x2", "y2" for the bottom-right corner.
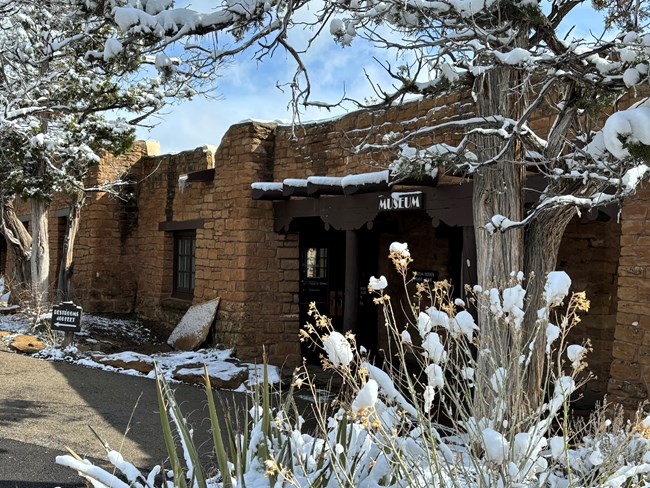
[{"x1": 0, "y1": 311, "x2": 281, "y2": 391}]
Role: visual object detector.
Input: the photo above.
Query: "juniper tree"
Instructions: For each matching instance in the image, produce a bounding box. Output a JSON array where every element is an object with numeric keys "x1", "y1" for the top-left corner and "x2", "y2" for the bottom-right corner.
[{"x1": 0, "y1": 0, "x2": 216, "y2": 303}]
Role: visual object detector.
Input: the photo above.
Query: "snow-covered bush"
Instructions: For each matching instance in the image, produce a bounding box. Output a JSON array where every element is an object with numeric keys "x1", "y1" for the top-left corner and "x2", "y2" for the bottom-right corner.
[{"x1": 58, "y1": 243, "x2": 650, "y2": 487}]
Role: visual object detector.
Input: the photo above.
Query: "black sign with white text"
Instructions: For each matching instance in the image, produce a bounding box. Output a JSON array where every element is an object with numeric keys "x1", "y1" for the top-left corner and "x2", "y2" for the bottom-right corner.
[
  {"x1": 51, "y1": 302, "x2": 83, "y2": 332},
  {"x1": 378, "y1": 191, "x2": 423, "y2": 212}
]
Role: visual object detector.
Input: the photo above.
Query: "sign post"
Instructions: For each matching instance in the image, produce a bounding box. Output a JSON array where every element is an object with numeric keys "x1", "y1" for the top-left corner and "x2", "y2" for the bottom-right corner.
[{"x1": 52, "y1": 302, "x2": 83, "y2": 347}]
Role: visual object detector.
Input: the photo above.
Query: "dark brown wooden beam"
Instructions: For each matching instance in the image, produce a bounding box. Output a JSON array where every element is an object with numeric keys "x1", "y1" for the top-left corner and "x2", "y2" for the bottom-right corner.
[
  {"x1": 389, "y1": 173, "x2": 438, "y2": 187},
  {"x1": 274, "y1": 184, "x2": 474, "y2": 232},
  {"x1": 158, "y1": 219, "x2": 204, "y2": 232},
  {"x1": 342, "y1": 171, "x2": 390, "y2": 195},
  {"x1": 252, "y1": 183, "x2": 286, "y2": 201},
  {"x1": 307, "y1": 177, "x2": 344, "y2": 196},
  {"x1": 186, "y1": 168, "x2": 215, "y2": 182},
  {"x1": 343, "y1": 230, "x2": 359, "y2": 334},
  {"x1": 283, "y1": 179, "x2": 310, "y2": 197}
]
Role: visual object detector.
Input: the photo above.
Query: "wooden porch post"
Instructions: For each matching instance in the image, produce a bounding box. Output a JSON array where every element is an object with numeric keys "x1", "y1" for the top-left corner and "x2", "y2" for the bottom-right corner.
[
  {"x1": 343, "y1": 229, "x2": 359, "y2": 333},
  {"x1": 462, "y1": 225, "x2": 478, "y2": 297}
]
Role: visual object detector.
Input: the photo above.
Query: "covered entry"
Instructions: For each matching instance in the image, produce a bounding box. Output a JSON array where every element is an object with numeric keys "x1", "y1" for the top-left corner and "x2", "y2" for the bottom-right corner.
[
  {"x1": 252, "y1": 171, "x2": 476, "y2": 359},
  {"x1": 297, "y1": 219, "x2": 379, "y2": 360}
]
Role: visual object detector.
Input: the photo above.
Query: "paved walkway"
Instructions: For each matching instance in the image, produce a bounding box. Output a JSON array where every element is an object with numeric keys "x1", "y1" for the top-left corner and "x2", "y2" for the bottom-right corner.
[{"x1": 0, "y1": 349, "x2": 247, "y2": 487}]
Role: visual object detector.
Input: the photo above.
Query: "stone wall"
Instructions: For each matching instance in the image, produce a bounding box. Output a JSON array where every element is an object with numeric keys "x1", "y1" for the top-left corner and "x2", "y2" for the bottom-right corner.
[
  {"x1": 192, "y1": 122, "x2": 301, "y2": 365},
  {"x1": 558, "y1": 215, "x2": 621, "y2": 409},
  {"x1": 70, "y1": 141, "x2": 160, "y2": 312},
  {"x1": 94, "y1": 124, "x2": 302, "y2": 365},
  {"x1": 120, "y1": 145, "x2": 215, "y2": 326},
  {"x1": 272, "y1": 93, "x2": 471, "y2": 179},
  {"x1": 608, "y1": 186, "x2": 650, "y2": 412}
]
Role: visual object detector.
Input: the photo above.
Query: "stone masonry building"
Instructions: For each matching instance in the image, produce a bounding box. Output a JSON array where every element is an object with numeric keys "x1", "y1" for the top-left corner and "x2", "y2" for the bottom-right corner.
[{"x1": 2, "y1": 92, "x2": 649, "y2": 413}]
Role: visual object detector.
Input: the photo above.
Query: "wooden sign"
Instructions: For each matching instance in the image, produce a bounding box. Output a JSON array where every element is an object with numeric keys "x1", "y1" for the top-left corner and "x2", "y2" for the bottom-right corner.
[
  {"x1": 378, "y1": 191, "x2": 423, "y2": 212},
  {"x1": 51, "y1": 302, "x2": 83, "y2": 332}
]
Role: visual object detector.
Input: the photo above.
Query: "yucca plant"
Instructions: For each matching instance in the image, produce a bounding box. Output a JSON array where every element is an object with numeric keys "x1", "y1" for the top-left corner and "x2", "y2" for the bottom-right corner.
[{"x1": 59, "y1": 242, "x2": 650, "y2": 487}]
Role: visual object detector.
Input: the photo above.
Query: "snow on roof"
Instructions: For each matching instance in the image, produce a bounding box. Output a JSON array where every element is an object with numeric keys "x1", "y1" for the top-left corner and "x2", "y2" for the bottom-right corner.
[
  {"x1": 341, "y1": 170, "x2": 390, "y2": 187},
  {"x1": 253, "y1": 171, "x2": 390, "y2": 194},
  {"x1": 251, "y1": 182, "x2": 283, "y2": 191},
  {"x1": 307, "y1": 176, "x2": 344, "y2": 186},
  {"x1": 283, "y1": 178, "x2": 308, "y2": 187}
]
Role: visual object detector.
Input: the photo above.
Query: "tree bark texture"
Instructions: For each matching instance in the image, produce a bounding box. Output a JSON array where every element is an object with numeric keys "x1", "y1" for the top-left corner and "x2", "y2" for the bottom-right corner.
[
  {"x1": 31, "y1": 199, "x2": 50, "y2": 307},
  {"x1": 521, "y1": 204, "x2": 577, "y2": 406},
  {"x1": 471, "y1": 65, "x2": 527, "y2": 417},
  {"x1": 57, "y1": 192, "x2": 86, "y2": 302},
  {"x1": 0, "y1": 196, "x2": 32, "y2": 299}
]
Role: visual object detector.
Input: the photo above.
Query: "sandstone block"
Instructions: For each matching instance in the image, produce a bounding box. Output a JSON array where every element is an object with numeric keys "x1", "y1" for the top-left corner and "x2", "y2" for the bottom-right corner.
[
  {"x1": 168, "y1": 298, "x2": 221, "y2": 351},
  {"x1": 93, "y1": 352, "x2": 155, "y2": 374},
  {"x1": 10, "y1": 335, "x2": 46, "y2": 354},
  {"x1": 173, "y1": 362, "x2": 248, "y2": 389}
]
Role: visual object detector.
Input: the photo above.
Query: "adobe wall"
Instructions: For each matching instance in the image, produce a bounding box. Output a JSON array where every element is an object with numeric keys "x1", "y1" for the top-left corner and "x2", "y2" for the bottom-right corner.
[
  {"x1": 558, "y1": 216, "x2": 621, "y2": 409},
  {"x1": 70, "y1": 141, "x2": 159, "y2": 312},
  {"x1": 273, "y1": 92, "x2": 471, "y2": 179},
  {"x1": 1, "y1": 89, "x2": 636, "y2": 390},
  {"x1": 108, "y1": 124, "x2": 302, "y2": 365},
  {"x1": 205, "y1": 123, "x2": 300, "y2": 364},
  {"x1": 118, "y1": 145, "x2": 216, "y2": 327},
  {"x1": 608, "y1": 186, "x2": 650, "y2": 412}
]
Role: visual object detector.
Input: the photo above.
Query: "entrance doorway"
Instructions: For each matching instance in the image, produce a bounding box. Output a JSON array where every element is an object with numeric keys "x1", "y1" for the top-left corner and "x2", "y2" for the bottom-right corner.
[{"x1": 298, "y1": 222, "x2": 378, "y2": 362}]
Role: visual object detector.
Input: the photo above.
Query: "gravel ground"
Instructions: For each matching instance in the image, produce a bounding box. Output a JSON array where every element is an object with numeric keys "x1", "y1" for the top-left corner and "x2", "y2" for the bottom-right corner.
[{"x1": 0, "y1": 349, "x2": 247, "y2": 485}]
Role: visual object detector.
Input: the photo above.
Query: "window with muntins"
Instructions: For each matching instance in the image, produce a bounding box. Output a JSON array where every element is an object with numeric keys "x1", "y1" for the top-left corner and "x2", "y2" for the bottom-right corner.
[
  {"x1": 302, "y1": 246, "x2": 328, "y2": 279},
  {"x1": 173, "y1": 230, "x2": 196, "y2": 299}
]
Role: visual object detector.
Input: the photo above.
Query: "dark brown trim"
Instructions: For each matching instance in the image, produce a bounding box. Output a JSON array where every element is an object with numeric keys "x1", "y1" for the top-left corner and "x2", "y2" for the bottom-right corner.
[
  {"x1": 389, "y1": 174, "x2": 438, "y2": 187},
  {"x1": 307, "y1": 180, "x2": 345, "y2": 196},
  {"x1": 159, "y1": 219, "x2": 204, "y2": 232},
  {"x1": 273, "y1": 185, "x2": 474, "y2": 232},
  {"x1": 342, "y1": 181, "x2": 390, "y2": 195},
  {"x1": 343, "y1": 230, "x2": 359, "y2": 334},
  {"x1": 186, "y1": 168, "x2": 215, "y2": 182},
  {"x1": 252, "y1": 187, "x2": 286, "y2": 200},
  {"x1": 265, "y1": 174, "x2": 619, "y2": 232},
  {"x1": 283, "y1": 180, "x2": 310, "y2": 197}
]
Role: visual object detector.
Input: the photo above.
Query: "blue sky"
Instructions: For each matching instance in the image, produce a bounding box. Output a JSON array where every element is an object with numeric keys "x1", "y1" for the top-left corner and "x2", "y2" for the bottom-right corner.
[{"x1": 137, "y1": 1, "x2": 608, "y2": 154}]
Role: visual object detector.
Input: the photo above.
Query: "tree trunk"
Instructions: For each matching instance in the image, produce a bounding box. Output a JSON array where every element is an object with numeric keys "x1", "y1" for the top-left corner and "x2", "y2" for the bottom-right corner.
[
  {"x1": 57, "y1": 192, "x2": 85, "y2": 302},
  {"x1": 522, "y1": 205, "x2": 577, "y2": 406},
  {"x1": 0, "y1": 196, "x2": 32, "y2": 299},
  {"x1": 471, "y1": 64, "x2": 527, "y2": 418},
  {"x1": 31, "y1": 199, "x2": 50, "y2": 307}
]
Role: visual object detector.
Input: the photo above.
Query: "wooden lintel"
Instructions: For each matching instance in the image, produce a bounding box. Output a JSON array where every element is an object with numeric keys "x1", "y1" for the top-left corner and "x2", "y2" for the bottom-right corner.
[
  {"x1": 283, "y1": 184, "x2": 310, "y2": 198},
  {"x1": 307, "y1": 181, "x2": 344, "y2": 196},
  {"x1": 159, "y1": 219, "x2": 205, "y2": 232},
  {"x1": 389, "y1": 174, "x2": 438, "y2": 187},
  {"x1": 274, "y1": 185, "x2": 474, "y2": 232},
  {"x1": 186, "y1": 168, "x2": 215, "y2": 182}
]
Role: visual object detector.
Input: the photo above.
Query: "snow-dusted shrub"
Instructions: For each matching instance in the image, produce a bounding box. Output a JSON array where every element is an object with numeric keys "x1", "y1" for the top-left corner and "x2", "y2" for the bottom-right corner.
[{"x1": 58, "y1": 243, "x2": 650, "y2": 487}]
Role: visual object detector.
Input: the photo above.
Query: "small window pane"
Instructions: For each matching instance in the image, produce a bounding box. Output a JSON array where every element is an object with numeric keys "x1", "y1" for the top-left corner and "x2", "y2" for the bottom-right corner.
[
  {"x1": 173, "y1": 230, "x2": 196, "y2": 299},
  {"x1": 303, "y1": 247, "x2": 327, "y2": 279}
]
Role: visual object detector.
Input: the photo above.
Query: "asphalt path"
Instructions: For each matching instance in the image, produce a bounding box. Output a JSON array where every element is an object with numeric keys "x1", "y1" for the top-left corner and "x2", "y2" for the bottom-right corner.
[{"x1": 0, "y1": 349, "x2": 251, "y2": 487}]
